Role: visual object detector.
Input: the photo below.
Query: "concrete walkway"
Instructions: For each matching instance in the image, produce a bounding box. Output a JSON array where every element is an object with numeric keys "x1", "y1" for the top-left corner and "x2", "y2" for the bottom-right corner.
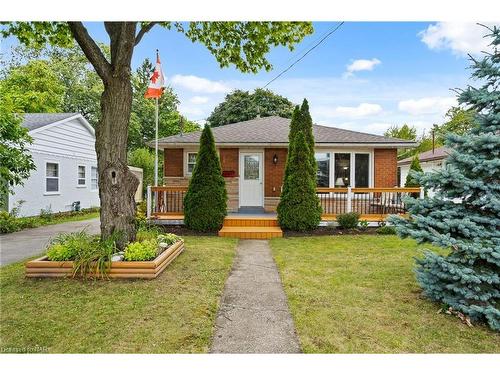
[
  {"x1": 0, "y1": 218, "x2": 100, "y2": 266},
  {"x1": 211, "y1": 240, "x2": 301, "y2": 353}
]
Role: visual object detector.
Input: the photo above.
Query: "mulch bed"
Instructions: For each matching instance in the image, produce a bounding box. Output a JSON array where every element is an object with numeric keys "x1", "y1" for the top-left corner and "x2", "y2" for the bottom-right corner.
[
  {"x1": 157, "y1": 225, "x2": 218, "y2": 236},
  {"x1": 283, "y1": 227, "x2": 379, "y2": 237}
]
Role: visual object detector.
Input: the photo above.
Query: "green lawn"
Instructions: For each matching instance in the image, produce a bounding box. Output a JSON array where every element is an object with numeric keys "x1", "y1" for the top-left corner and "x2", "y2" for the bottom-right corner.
[
  {"x1": 270, "y1": 235, "x2": 500, "y2": 353},
  {"x1": 0, "y1": 236, "x2": 237, "y2": 353}
]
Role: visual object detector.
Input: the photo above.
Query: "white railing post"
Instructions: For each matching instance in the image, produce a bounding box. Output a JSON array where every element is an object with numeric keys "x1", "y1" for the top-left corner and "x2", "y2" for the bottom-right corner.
[
  {"x1": 419, "y1": 187, "x2": 425, "y2": 199},
  {"x1": 146, "y1": 185, "x2": 152, "y2": 219},
  {"x1": 347, "y1": 186, "x2": 352, "y2": 213}
]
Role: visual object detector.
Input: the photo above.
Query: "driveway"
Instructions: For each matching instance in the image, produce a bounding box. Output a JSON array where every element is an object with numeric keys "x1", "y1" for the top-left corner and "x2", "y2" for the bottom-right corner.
[{"x1": 0, "y1": 218, "x2": 100, "y2": 266}]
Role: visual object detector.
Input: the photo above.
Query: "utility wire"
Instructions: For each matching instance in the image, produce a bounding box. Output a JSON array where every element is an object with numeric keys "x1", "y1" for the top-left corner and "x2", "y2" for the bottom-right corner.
[{"x1": 262, "y1": 21, "x2": 344, "y2": 89}]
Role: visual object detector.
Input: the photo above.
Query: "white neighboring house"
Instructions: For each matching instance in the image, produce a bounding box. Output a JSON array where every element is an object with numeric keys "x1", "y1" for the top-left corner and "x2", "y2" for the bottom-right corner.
[
  {"x1": 398, "y1": 146, "x2": 451, "y2": 198},
  {"x1": 7, "y1": 113, "x2": 100, "y2": 217}
]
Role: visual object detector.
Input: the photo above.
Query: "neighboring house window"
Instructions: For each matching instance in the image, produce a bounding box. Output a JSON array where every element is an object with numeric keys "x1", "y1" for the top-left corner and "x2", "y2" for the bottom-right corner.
[
  {"x1": 354, "y1": 153, "x2": 369, "y2": 188},
  {"x1": 334, "y1": 153, "x2": 351, "y2": 187},
  {"x1": 78, "y1": 165, "x2": 86, "y2": 186},
  {"x1": 187, "y1": 152, "x2": 197, "y2": 175},
  {"x1": 46, "y1": 162, "x2": 59, "y2": 193},
  {"x1": 315, "y1": 153, "x2": 330, "y2": 187},
  {"x1": 91, "y1": 166, "x2": 98, "y2": 190}
]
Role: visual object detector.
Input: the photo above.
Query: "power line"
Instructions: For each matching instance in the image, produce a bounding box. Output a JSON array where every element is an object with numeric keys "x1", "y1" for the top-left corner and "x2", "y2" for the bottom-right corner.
[{"x1": 262, "y1": 21, "x2": 345, "y2": 89}]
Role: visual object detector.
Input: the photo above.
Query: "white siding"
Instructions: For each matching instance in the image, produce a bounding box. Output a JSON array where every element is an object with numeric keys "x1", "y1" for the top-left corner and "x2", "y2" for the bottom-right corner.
[
  {"x1": 399, "y1": 159, "x2": 444, "y2": 198},
  {"x1": 8, "y1": 118, "x2": 100, "y2": 217}
]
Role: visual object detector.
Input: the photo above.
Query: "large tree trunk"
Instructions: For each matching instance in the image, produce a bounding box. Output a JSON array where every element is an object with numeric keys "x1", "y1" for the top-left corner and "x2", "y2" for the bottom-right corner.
[
  {"x1": 68, "y1": 22, "x2": 139, "y2": 249},
  {"x1": 96, "y1": 78, "x2": 139, "y2": 248}
]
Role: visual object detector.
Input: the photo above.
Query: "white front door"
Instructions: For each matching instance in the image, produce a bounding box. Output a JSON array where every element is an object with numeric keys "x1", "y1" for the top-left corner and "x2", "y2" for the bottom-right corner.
[{"x1": 240, "y1": 152, "x2": 263, "y2": 207}]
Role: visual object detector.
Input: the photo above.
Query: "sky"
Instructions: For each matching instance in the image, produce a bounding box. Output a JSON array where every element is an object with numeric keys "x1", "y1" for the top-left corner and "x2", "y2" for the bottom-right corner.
[{"x1": 2, "y1": 22, "x2": 495, "y2": 136}]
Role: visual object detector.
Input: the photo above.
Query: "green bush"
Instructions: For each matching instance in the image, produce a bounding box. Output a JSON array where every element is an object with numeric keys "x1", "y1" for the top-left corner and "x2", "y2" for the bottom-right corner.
[
  {"x1": 184, "y1": 125, "x2": 227, "y2": 231},
  {"x1": 158, "y1": 233, "x2": 182, "y2": 246},
  {"x1": 337, "y1": 212, "x2": 360, "y2": 229},
  {"x1": 46, "y1": 230, "x2": 94, "y2": 261},
  {"x1": 0, "y1": 211, "x2": 21, "y2": 233},
  {"x1": 359, "y1": 220, "x2": 369, "y2": 230},
  {"x1": 136, "y1": 227, "x2": 161, "y2": 242},
  {"x1": 39, "y1": 206, "x2": 54, "y2": 221},
  {"x1": 124, "y1": 239, "x2": 158, "y2": 261},
  {"x1": 376, "y1": 225, "x2": 397, "y2": 235},
  {"x1": 46, "y1": 243, "x2": 75, "y2": 261}
]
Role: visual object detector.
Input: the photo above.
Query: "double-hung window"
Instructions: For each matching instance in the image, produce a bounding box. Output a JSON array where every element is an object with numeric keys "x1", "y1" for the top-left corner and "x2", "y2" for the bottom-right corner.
[
  {"x1": 46, "y1": 162, "x2": 59, "y2": 193},
  {"x1": 187, "y1": 152, "x2": 197, "y2": 175},
  {"x1": 91, "y1": 166, "x2": 98, "y2": 190},
  {"x1": 77, "y1": 165, "x2": 86, "y2": 186}
]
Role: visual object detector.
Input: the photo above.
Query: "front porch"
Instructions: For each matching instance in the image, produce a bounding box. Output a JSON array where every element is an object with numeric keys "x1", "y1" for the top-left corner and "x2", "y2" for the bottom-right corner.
[{"x1": 146, "y1": 186, "x2": 423, "y2": 238}]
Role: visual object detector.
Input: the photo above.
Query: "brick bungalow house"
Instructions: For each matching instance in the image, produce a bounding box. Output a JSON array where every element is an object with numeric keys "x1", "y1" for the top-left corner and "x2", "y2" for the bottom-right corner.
[{"x1": 156, "y1": 116, "x2": 415, "y2": 213}]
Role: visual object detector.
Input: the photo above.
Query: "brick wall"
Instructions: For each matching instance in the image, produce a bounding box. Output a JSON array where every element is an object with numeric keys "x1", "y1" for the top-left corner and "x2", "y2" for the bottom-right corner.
[
  {"x1": 164, "y1": 148, "x2": 183, "y2": 177},
  {"x1": 219, "y1": 148, "x2": 239, "y2": 175},
  {"x1": 264, "y1": 148, "x2": 287, "y2": 197},
  {"x1": 374, "y1": 148, "x2": 397, "y2": 187}
]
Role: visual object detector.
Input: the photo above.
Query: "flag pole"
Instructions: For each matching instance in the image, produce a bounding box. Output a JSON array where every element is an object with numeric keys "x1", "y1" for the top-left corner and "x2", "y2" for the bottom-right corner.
[{"x1": 154, "y1": 96, "x2": 159, "y2": 186}]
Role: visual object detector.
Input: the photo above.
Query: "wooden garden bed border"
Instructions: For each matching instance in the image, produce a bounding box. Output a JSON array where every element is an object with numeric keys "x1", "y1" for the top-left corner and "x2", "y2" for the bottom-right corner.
[{"x1": 25, "y1": 240, "x2": 185, "y2": 279}]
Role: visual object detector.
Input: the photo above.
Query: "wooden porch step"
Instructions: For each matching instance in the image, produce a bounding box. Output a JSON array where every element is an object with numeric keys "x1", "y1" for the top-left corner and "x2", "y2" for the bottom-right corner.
[
  {"x1": 223, "y1": 216, "x2": 278, "y2": 227},
  {"x1": 218, "y1": 226, "x2": 283, "y2": 239}
]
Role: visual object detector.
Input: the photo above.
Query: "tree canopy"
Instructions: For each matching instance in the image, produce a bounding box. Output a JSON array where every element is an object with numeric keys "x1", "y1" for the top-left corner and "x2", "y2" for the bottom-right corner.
[
  {"x1": 384, "y1": 124, "x2": 417, "y2": 141},
  {"x1": 0, "y1": 107, "x2": 35, "y2": 207},
  {"x1": 0, "y1": 60, "x2": 65, "y2": 113},
  {"x1": 207, "y1": 88, "x2": 295, "y2": 127}
]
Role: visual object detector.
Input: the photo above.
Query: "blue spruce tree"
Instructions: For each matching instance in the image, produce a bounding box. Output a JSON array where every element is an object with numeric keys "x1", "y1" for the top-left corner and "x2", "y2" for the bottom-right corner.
[{"x1": 390, "y1": 26, "x2": 500, "y2": 331}]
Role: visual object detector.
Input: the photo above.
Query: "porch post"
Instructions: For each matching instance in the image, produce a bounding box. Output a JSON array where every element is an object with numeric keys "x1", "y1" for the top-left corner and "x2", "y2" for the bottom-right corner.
[
  {"x1": 419, "y1": 187, "x2": 425, "y2": 199},
  {"x1": 146, "y1": 185, "x2": 152, "y2": 219},
  {"x1": 347, "y1": 186, "x2": 352, "y2": 213}
]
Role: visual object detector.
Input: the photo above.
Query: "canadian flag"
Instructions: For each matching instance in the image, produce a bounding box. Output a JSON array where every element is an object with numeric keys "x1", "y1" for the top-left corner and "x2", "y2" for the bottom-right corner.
[{"x1": 144, "y1": 51, "x2": 165, "y2": 99}]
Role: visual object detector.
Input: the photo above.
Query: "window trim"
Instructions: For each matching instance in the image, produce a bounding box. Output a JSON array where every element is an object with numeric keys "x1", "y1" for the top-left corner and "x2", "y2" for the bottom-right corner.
[
  {"x1": 77, "y1": 165, "x2": 87, "y2": 187},
  {"x1": 90, "y1": 166, "x2": 98, "y2": 191},
  {"x1": 44, "y1": 161, "x2": 60, "y2": 195}
]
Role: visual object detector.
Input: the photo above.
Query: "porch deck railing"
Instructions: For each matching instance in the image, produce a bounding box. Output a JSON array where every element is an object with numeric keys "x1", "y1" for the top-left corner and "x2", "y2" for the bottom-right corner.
[
  {"x1": 147, "y1": 185, "x2": 423, "y2": 220},
  {"x1": 316, "y1": 187, "x2": 423, "y2": 218},
  {"x1": 147, "y1": 186, "x2": 188, "y2": 218}
]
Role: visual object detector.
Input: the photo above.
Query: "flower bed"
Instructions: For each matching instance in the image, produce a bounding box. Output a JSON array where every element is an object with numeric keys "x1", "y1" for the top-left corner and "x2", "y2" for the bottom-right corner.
[{"x1": 25, "y1": 230, "x2": 184, "y2": 280}]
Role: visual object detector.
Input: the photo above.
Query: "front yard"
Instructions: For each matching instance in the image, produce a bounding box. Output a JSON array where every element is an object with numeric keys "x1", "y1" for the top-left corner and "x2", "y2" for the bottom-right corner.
[
  {"x1": 270, "y1": 235, "x2": 500, "y2": 353},
  {"x1": 0, "y1": 236, "x2": 237, "y2": 353}
]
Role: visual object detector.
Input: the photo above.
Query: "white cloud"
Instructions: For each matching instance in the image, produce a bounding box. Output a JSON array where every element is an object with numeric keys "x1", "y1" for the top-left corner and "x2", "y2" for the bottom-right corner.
[
  {"x1": 170, "y1": 74, "x2": 232, "y2": 93},
  {"x1": 316, "y1": 103, "x2": 383, "y2": 119},
  {"x1": 419, "y1": 22, "x2": 493, "y2": 56},
  {"x1": 398, "y1": 96, "x2": 457, "y2": 115},
  {"x1": 189, "y1": 96, "x2": 209, "y2": 104},
  {"x1": 344, "y1": 58, "x2": 381, "y2": 77},
  {"x1": 178, "y1": 103, "x2": 204, "y2": 117}
]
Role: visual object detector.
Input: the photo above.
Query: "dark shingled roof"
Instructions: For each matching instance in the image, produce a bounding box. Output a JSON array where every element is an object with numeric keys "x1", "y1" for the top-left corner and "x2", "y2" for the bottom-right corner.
[
  {"x1": 21, "y1": 113, "x2": 80, "y2": 131},
  {"x1": 157, "y1": 116, "x2": 415, "y2": 146},
  {"x1": 398, "y1": 146, "x2": 452, "y2": 165}
]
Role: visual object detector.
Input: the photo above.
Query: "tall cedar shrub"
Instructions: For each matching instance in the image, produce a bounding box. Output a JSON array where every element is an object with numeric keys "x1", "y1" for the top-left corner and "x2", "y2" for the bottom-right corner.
[
  {"x1": 389, "y1": 27, "x2": 500, "y2": 331},
  {"x1": 300, "y1": 99, "x2": 316, "y2": 171},
  {"x1": 183, "y1": 125, "x2": 227, "y2": 231},
  {"x1": 281, "y1": 106, "x2": 302, "y2": 200},
  {"x1": 277, "y1": 131, "x2": 321, "y2": 230},
  {"x1": 405, "y1": 155, "x2": 423, "y2": 187}
]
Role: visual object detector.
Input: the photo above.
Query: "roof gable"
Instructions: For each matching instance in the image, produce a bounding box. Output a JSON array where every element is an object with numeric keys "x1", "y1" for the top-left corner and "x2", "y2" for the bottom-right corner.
[{"x1": 156, "y1": 116, "x2": 415, "y2": 146}]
